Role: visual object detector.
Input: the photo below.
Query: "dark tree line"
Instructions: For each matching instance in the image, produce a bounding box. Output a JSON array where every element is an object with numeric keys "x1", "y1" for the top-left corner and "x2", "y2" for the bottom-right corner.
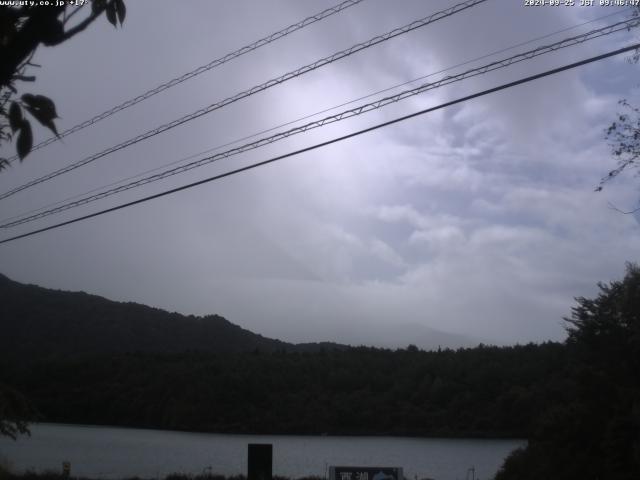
[
  {"x1": 496, "y1": 264, "x2": 640, "y2": 480},
  {"x1": 2, "y1": 342, "x2": 568, "y2": 439}
]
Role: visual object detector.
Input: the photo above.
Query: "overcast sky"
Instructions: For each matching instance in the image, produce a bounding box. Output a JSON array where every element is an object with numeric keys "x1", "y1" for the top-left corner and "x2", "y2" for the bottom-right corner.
[{"x1": 1, "y1": 0, "x2": 639, "y2": 348}]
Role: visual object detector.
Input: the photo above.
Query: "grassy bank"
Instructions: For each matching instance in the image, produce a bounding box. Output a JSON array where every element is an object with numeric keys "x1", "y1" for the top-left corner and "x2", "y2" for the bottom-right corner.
[{"x1": 0, "y1": 470, "x2": 323, "y2": 480}]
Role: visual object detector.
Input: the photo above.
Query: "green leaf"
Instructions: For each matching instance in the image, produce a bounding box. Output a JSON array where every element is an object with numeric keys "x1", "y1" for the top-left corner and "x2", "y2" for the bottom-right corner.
[
  {"x1": 22, "y1": 94, "x2": 59, "y2": 137},
  {"x1": 106, "y1": 1, "x2": 117, "y2": 27},
  {"x1": 21, "y1": 94, "x2": 58, "y2": 119},
  {"x1": 115, "y1": 0, "x2": 126, "y2": 25},
  {"x1": 8, "y1": 102, "x2": 22, "y2": 133},
  {"x1": 16, "y1": 120, "x2": 33, "y2": 161},
  {"x1": 92, "y1": 0, "x2": 107, "y2": 15}
]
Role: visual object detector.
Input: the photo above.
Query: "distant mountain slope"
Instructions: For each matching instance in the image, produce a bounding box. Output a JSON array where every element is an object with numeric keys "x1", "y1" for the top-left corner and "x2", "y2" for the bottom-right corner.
[
  {"x1": 0, "y1": 273, "x2": 297, "y2": 361},
  {"x1": 339, "y1": 321, "x2": 483, "y2": 351}
]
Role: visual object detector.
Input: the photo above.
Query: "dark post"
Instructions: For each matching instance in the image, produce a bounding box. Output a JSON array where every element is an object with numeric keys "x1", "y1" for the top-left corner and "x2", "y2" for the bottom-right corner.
[{"x1": 248, "y1": 443, "x2": 272, "y2": 480}]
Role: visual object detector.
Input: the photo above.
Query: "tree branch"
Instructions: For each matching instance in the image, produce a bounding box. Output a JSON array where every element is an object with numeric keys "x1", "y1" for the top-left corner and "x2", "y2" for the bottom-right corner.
[
  {"x1": 62, "y1": 5, "x2": 84, "y2": 26},
  {"x1": 55, "y1": 4, "x2": 108, "y2": 44},
  {"x1": 607, "y1": 201, "x2": 640, "y2": 215}
]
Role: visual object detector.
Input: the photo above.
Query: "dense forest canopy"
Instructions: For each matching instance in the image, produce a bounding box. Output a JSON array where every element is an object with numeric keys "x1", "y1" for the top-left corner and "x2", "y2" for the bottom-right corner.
[{"x1": 2, "y1": 343, "x2": 566, "y2": 438}]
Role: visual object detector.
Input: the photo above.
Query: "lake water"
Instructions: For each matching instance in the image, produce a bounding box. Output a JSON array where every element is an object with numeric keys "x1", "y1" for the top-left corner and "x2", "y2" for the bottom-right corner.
[{"x1": 0, "y1": 424, "x2": 525, "y2": 480}]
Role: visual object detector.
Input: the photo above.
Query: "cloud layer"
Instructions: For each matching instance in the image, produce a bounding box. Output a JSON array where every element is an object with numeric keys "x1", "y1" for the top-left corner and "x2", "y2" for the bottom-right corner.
[{"x1": 1, "y1": 0, "x2": 639, "y2": 347}]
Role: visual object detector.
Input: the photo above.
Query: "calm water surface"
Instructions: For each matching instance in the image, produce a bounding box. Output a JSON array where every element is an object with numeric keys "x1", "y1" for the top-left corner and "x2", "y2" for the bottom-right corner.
[{"x1": 0, "y1": 424, "x2": 525, "y2": 480}]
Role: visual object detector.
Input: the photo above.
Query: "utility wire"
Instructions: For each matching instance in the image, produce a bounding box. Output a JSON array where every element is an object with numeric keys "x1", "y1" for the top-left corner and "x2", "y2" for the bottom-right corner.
[
  {"x1": 1, "y1": 42, "x2": 637, "y2": 246},
  {"x1": 1, "y1": 17, "x2": 636, "y2": 230},
  {"x1": 4, "y1": 0, "x2": 366, "y2": 163},
  {"x1": 2, "y1": 6, "x2": 628, "y2": 226},
  {"x1": 0, "y1": 0, "x2": 488, "y2": 201},
  {"x1": 1, "y1": 5, "x2": 632, "y2": 227}
]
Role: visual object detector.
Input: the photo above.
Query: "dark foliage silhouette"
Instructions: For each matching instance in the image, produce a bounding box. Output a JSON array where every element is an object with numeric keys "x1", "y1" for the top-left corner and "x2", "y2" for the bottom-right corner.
[
  {"x1": 496, "y1": 264, "x2": 640, "y2": 479},
  {"x1": 0, "y1": 1, "x2": 126, "y2": 168}
]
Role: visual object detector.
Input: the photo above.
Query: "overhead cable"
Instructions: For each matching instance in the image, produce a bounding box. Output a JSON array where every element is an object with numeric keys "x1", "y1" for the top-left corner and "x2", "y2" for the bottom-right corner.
[
  {"x1": 2, "y1": 5, "x2": 627, "y2": 226},
  {"x1": 1, "y1": 17, "x2": 636, "y2": 230},
  {"x1": 1, "y1": 42, "x2": 638, "y2": 245},
  {"x1": 0, "y1": 0, "x2": 488, "y2": 201},
  {"x1": 4, "y1": 0, "x2": 366, "y2": 162}
]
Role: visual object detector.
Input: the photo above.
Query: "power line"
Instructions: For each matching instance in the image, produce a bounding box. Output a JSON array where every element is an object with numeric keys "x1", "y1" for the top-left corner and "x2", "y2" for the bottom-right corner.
[
  {"x1": 4, "y1": 0, "x2": 366, "y2": 163},
  {"x1": 1, "y1": 42, "x2": 637, "y2": 246},
  {"x1": 2, "y1": 6, "x2": 628, "y2": 226},
  {"x1": 2, "y1": 17, "x2": 636, "y2": 230},
  {"x1": 3, "y1": 16, "x2": 634, "y2": 228},
  {"x1": 0, "y1": 0, "x2": 488, "y2": 201}
]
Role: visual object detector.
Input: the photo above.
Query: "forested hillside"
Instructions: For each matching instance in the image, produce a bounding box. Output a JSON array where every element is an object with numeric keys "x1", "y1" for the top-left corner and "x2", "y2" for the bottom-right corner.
[
  {"x1": 0, "y1": 273, "x2": 333, "y2": 360},
  {"x1": 0, "y1": 272, "x2": 569, "y2": 439}
]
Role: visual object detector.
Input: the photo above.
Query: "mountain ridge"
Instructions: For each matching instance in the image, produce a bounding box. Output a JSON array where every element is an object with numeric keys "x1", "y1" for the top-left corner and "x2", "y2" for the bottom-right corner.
[
  {"x1": 0, "y1": 273, "x2": 344, "y2": 361},
  {"x1": 0, "y1": 273, "x2": 477, "y2": 360}
]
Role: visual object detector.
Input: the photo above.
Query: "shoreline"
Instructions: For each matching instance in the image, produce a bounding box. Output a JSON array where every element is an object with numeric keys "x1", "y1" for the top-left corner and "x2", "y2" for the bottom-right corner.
[
  {"x1": 21, "y1": 422, "x2": 526, "y2": 442},
  {"x1": 1, "y1": 470, "x2": 324, "y2": 480}
]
